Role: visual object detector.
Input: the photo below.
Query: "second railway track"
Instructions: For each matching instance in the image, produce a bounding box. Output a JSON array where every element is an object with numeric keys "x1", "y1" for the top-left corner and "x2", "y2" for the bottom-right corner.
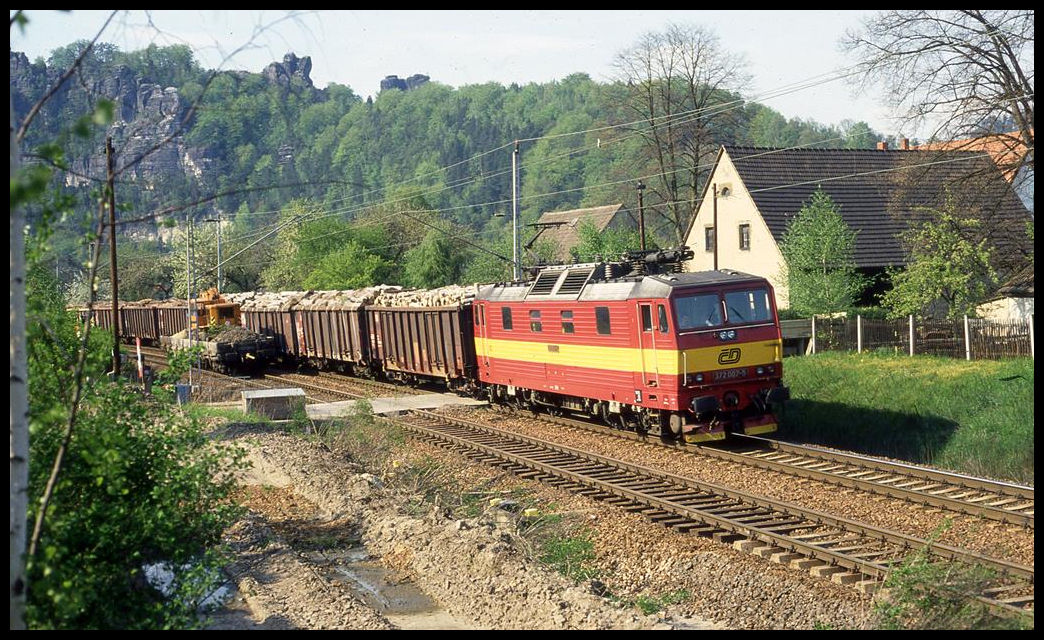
[
  {"x1": 486, "y1": 406, "x2": 1034, "y2": 529},
  {"x1": 390, "y1": 409, "x2": 1034, "y2": 615}
]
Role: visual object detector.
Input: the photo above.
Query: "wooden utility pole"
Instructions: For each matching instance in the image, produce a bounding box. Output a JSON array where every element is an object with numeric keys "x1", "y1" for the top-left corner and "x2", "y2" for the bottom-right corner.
[
  {"x1": 106, "y1": 137, "x2": 120, "y2": 376},
  {"x1": 636, "y1": 180, "x2": 647, "y2": 251}
]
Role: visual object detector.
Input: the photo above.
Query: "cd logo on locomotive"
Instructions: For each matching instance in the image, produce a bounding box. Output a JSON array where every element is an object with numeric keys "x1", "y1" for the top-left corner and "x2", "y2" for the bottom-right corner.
[{"x1": 717, "y1": 348, "x2": 741, "y2": 365}]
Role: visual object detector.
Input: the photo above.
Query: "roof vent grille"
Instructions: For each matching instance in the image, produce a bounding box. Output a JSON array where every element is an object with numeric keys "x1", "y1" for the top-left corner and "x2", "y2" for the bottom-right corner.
[
  {"x1": 527, "y1": 270, "x2": 560, "y2": 296},
  {"x1": 555, "y1": 268, "x2": 594, "y2": 296}
]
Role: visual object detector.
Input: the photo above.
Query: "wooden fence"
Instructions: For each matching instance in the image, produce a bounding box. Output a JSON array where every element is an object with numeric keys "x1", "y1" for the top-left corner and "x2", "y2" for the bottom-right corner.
[{"x1": 781, "y1": 315, "x2": 1034, "y2": 360}]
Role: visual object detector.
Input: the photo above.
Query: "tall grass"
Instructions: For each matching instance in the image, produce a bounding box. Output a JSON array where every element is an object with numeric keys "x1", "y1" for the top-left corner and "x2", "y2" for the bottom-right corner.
[{"x1": 780, "y1": 352, "x2": 1033, "y2": 484}]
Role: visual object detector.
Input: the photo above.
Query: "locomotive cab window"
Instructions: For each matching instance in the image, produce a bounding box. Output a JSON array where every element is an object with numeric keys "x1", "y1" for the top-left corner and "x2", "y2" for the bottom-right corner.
[
  {"x1": 561, "y1": 310, "x2": 574, "y2": 334},
  {"x1": 595, "y1": 306, "x2": 611, "y2": 335},
  {"x1": 675, "y1": 293, "x2": 723, "y2": 330},
  {"x1": 724, "y1": 288, "x2": 772, "y2": 324},
  {"x1": 640, "y1": 305, "x2": 653, "y2": 332},
  {"x1": 502, "y1": 307, "x2": 513, "y2": 331},
  {"x1": 657, "y1": 304, "x2": 669, "y2": 333},
  {"x1": 529, "y1": 310, "x2": 542, "y2": 332}
]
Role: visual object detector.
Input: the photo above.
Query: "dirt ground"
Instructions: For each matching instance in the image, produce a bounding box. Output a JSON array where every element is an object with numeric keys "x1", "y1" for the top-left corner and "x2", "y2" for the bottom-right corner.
[
  {"x1": 202, "y1": 421, "x2": 702, "y2": 630},
  {"x1": 200, "y1": 406, "x2": 889, "y2": 630}
]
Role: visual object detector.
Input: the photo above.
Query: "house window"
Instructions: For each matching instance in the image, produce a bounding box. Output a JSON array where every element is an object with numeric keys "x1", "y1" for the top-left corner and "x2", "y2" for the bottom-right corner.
[
  {"x1": 704, "y1": 226, "x2": 715, "y2": 252},
  {"x1": 561, "y1": 310, "x2": 574, "y2": 334},
  {"x1": 502, "y1": 307, "x2": 513, "y2": 331},
  {"x1": 739, "y1": 223, "x2": 750, "y2": 251},
  {"x1": 595, "y1": 306, "x2": 611, "y2": 335},
  {"x1": 530, "y1": 310, "x2": 542, "y2": 332}
]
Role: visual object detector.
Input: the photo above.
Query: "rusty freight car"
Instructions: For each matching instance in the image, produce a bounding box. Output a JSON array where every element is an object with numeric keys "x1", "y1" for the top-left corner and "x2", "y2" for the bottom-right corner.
[{"x1": 364, "y1": 286, "x2": 477, "y2": 388}]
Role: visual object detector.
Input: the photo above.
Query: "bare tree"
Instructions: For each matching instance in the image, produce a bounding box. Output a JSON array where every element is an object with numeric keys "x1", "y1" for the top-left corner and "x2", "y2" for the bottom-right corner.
[
  {"x1": 613, "y1": 23, "x2": 750, "y2": 244},
  {"x1": 843, "y1": 10, "x2": 1034, "y2": 191}
]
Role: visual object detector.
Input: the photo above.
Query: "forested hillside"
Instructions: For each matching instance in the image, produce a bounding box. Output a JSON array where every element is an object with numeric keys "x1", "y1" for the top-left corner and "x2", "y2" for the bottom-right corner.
[{"x1": 11, "y1": 41, "x2": 886, "y2": 297}]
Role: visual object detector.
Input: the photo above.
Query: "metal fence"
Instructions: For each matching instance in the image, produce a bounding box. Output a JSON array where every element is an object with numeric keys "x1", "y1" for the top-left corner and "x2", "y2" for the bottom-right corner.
[{"x1": 783, "y1": 315, "x2": 1034, "y2": 360}]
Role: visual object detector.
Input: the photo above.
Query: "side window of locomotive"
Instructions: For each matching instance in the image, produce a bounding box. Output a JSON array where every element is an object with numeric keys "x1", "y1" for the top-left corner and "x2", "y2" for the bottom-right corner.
[
  {"x1": 595, "y1": 306, "x2": 611, "y2": 335},
  {"x1": 502, "y1": 307, "x2": 513, "y2": 331},
  {"x1": 724, "y1": 288, "x2": 772, "y2": 324},
  {"x1": 657, "y1": 304, "x2": 669, "y2": 333},
  {"x1": 640, "y1": 305, "x2": 652, "y2": 332},
  {"x1": 561, "y1": 310, "x2": 574, "y2": 334},
  {"x1": 529, "y1": 310, "x2": 542, "y2": 332},
  {"x1": 675, "y1": 294, "x2": 723, "y2": 330}
]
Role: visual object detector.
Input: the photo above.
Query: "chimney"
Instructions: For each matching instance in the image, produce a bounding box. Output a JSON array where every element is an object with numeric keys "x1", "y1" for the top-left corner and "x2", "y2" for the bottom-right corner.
[
  {"x1": 876, "y1": 141, "x2": 888, "y2": 150},
  {"x1": 899, "y1": 137, "x2": 910, "y2": 150}
]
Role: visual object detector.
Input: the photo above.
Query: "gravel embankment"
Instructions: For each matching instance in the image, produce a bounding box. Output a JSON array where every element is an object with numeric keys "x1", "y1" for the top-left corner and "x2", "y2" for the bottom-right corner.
[{"x1": 438, "y1": 406, "x2": 1034, "y2": 568}]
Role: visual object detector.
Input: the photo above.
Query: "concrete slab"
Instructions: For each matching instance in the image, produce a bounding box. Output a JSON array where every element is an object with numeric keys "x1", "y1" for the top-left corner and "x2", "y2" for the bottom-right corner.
[
  {"x1": 306, "y1": 393, "x2": 488, "y2": 421},
  {"x1": 242, "y1": 388, "x2": 306, "y2": 420}
]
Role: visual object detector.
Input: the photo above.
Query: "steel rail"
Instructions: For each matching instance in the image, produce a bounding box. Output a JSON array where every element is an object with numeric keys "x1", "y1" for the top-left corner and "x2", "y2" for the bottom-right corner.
[
  {"x1": 488, "y1": 406, "x2": 1034, "y2": 528},
  {"x1": 388, "y1": 409, "x2": 1033, "y2": 613}
]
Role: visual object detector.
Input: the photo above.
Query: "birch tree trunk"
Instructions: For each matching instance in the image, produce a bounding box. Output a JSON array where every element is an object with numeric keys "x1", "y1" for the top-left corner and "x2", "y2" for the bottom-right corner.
[{"x1": 10, "y1": 90, "x2": 29, "y2": 630}]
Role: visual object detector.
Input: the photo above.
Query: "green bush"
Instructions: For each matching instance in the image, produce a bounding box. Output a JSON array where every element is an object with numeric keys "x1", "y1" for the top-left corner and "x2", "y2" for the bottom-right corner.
[{"x1": 25, "y1": 262, "x2": 245, "y2": 629}]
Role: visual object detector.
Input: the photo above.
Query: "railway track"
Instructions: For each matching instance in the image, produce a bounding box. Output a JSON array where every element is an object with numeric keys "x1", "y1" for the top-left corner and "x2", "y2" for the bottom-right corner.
[
  {"x1": 389, "y1": 409, "x2": 1034, "y2": 615},
  {"x1": 487, "y1": 406, "x2": 1034, "y2": 529}
]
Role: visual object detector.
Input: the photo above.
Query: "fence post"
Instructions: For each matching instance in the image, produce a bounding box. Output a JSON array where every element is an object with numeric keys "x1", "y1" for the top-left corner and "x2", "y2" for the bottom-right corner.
[
  {"x1": 811, "y1": 315, "x2": 816, "y2": 355},
  {"x1": 857, "y1": 315, "x2": 863, "y2": 353},
  {"x1": 964, "y1": 315, "x2": 971, "y2": 361},
  {"x1": 1030, "y1": 313, "x2": 1034, "y2": 359},
  {"x1": 909, "y1": 315, "x2": 914, "y2": 356}
]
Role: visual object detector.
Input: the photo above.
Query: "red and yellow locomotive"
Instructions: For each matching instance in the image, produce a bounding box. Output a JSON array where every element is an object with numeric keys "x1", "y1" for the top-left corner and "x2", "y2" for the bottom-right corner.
[{"x1": 473, "y1": 256, "x2": 789, "y2": 442}]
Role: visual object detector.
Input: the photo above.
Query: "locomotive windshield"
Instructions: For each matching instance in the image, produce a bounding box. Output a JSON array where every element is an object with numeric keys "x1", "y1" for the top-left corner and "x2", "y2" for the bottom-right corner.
[
  {"x1": 674, "y1": 287, "x2": 773, "y2": 331},
  {"x1": 674, "y1": 293, "x2": 723, "y2": 330},
  {"x1": 723, "y1": 288, "x2": 773, "y2": 324}
]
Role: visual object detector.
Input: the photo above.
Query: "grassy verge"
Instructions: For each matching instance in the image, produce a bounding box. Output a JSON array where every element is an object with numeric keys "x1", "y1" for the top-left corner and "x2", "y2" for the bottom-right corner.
[{"x1": 780, "y1": 352, "x2": 1033, "y2": 483}]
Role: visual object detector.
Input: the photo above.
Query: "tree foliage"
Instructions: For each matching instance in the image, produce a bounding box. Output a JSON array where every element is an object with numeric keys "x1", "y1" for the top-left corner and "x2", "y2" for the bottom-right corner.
[
  {"x1": 402, "y1": 228, "x2": 470, "y2": 289},
  {"x1": 24, "y1": 254, "x2": 243, "y2": 629},
  {"x1": 570, "y1": 220, "x2": 647, "y2": 263},
  {"x1": 779, "y1": 188, "x2": 866, "y2": 315},
  {"x1": 303, "y1": 241, "x2": 392, "y2": 290},
  {"x1": 880, "y1": 197, "x2": 997, "y2": 319}
]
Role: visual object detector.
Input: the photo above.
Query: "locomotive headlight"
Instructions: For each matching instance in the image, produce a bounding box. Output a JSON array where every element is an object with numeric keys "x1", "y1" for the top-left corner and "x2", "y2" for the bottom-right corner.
[
  {"x1": 756, "y1": 366, "x2": 765, "y2": 375},
  {"x1": 695, "y1": 373, "x2": 704, "y2": 383}
]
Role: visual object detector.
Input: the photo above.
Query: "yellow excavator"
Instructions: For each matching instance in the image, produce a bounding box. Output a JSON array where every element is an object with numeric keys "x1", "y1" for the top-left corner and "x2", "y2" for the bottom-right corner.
[
  {"x1": 162, "y1": 288, "x2": 277, "y2": 373},
  {"x1": 191, "y1": 287, "x2": 241, "y2": 331}
]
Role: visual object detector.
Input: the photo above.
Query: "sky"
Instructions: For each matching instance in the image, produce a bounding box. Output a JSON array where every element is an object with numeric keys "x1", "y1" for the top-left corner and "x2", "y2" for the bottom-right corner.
[{"x1": 11, "y1": 9, "x2": 904, "y2": 137}]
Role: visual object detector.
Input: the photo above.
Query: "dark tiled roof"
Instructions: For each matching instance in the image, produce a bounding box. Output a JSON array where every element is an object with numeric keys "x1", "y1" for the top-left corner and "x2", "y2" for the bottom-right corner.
[
  {"x1": 534, "y1": 204, "x2": 629, "y2": 260},
  {"x1": 995, "y1": 262, "x2": 1034, "y2": 298},
  {"x1": 723, "y1": 146, "x2": 1033, "y2": 269}
]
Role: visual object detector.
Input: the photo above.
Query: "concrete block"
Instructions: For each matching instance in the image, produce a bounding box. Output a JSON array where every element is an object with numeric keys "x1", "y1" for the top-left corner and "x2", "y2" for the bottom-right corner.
[
  {"x1": 732, "y1": 539, "x2": 758, "y2": 553},
  {"x1": 811, "y1": 565, "x2": 846, "y2": 578},
  {"x1": 753, "y1": 546, "x2": 786, "y2": 559},
  {"x1": 770, "y1": 552, "x2": 805, "y2": 565},
  {"x1": 242, "y1": 388, "x2": 306, "y2": 420},
  {"x1": 712, "y1": 531, "x2": 744, "y2": 544},
  {"x1": 790, "y1": 558, "x2": 825, "y2": 571},
  {"x1": 830, "y1": 572, "x2": 863, "y2": 585}
]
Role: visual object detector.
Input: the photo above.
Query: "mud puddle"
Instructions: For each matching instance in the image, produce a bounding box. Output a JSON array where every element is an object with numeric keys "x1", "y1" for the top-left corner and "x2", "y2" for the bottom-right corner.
[{"x1": 312, "y1": 546, "x2": 474, "y2": 630}]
